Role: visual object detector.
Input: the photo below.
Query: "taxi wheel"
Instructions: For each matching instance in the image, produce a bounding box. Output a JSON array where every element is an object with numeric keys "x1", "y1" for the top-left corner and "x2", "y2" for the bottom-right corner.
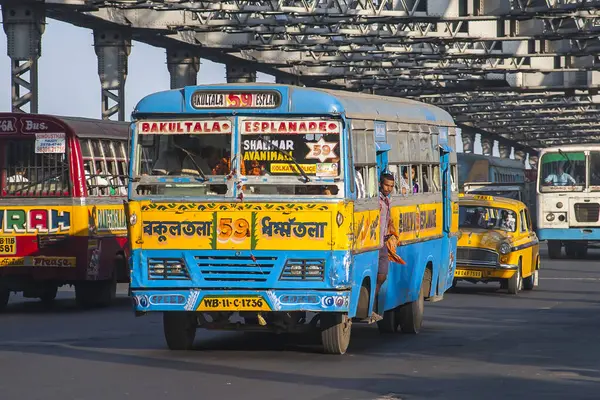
[
  {"x1": 507, "y1": 263, "x2": 522, "y2": 295},
  {"x1": 163, "y1": 312, "x2": 197, "y2": 350},
  {"x1": 0, "y1": 289, "x2": 9, "y2": 311},
  {"x1": 398, "y1": 269, "x2": 429, "y2": 334},
  {"x1": 523, "y1": 269, "x2": 538, "y2": 291},
  {"x1": 321, "y1": 312, "x2": 352, "y2": 355}
]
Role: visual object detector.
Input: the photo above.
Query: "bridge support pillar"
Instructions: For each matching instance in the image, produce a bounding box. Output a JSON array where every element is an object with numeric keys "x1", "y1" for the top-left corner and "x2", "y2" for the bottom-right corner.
[
  {"x1": 480, "y1": 137, "x2": 493, "y2": 156},
  {"x1": 461, "y1": 129, "x2": 476, "y2": 153},
  {"x1": 94, "y1": 30, "x2": 131, "y2": 121},
  {"x1": 166, "y1": 49, "x2": 199, "y2": 89},
  {"x1": 498, "y1": 142, "x2": 511, "y2": 159},
  {"x1": 226, "y1": 63, "x2": 256, "y2": 83},
  {"x1": 1, "y1": 3, "x2": 45, "y2": 113}
]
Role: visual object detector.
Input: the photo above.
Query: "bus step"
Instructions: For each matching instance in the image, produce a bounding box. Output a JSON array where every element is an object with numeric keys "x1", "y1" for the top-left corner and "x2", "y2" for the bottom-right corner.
[{"x1": 427, "y1": 295, "x2": 444, "y2": 303}]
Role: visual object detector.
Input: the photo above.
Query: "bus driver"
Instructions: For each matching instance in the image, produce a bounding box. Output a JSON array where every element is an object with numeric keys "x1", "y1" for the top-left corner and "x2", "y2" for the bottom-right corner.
[{"x1": 544, "y1": 165, "x2": 576, "y2": 186}]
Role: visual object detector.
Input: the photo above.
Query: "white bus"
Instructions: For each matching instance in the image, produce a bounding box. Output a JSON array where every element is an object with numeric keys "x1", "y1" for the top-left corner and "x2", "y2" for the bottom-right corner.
[{"x1": 537, "y1": 144, "x2": 600, "y2": 259}]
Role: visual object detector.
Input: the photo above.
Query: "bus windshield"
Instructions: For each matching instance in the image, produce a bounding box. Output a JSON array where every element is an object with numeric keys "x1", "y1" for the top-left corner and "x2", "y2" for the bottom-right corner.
[
  {"x1": 135, "y1": 120, "x2": 232, "y2": 196},
  {"x1": 459, "y1": 205, "x2": 517, "y2": 233},
  {"x1": 133, "y1": 118, "x2": 343, "y2": 197},
  {"x1": 539, "y1": 151, "x2": 585, "y2": 192},
  {"x1": 3, "y1": 137, "x2": 70, "y2": 197},
  {"x1": 240, "y1": 118, "x2": 342, "y2": 196}
]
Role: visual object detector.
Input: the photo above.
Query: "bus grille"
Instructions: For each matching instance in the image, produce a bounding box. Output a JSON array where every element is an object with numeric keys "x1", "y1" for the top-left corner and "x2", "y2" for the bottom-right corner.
[
  {"x1": 148, "y1": 258, "x2": 190, "y2": 280},
  {"x1": 457, "y1": 248, "x2": 498, "y2": 266},
  {"x1": 574, "y1": 203, "x2": 600, "y2": 223},
  {"x1": 280, "y1": 259, "x2": 325, "y2": 281},
  {"x1": 195, "y1": 255, "x2": 276, "y2": 282}
]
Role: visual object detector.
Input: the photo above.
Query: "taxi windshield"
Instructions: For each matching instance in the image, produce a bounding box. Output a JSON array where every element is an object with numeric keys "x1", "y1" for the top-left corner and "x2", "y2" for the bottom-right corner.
[{"x1": 459, "y1": 205, "x2": 517, "y2": 233}]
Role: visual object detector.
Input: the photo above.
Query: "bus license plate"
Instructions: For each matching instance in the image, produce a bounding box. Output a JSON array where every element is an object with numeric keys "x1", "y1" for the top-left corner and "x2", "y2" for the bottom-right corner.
[
  {"x1": 0, "y1": 237, "x2": 16, "y2": 255},
  {"x1": 197, "y1": 296, "x2": 271, "y2": 311},
  {"x1": 455, "y1": 269, "x2": 482, "y2": 278}
]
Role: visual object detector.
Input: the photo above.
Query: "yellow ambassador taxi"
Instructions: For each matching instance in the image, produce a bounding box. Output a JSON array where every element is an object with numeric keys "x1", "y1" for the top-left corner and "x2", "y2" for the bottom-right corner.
[{"x1": 454, "y1": 194, "x2": 540, "y2": 294}]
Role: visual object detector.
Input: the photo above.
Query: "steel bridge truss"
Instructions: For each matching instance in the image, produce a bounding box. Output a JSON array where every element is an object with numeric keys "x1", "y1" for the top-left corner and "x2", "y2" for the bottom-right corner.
[{"x1": 5, "y1": 0, "x2": 600, "y2": 149}]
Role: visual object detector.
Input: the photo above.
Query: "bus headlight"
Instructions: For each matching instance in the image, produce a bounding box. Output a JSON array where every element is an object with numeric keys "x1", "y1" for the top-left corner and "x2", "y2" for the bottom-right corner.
[
  {"x1": 556, "y1": 202, "x2": 563, "y2": 209},
  {"x1": 498, "y1": 242, "x2": 511, "y2": 255},
  {"x1": 307, "y1": 265, "x2": 321, "y2": 276},
  {"x1": 290, "y1": 265, "x2": 302, "y2": 275},
  {"x1": 546, "y1": 213, "x2": 555, "y2": 222}
]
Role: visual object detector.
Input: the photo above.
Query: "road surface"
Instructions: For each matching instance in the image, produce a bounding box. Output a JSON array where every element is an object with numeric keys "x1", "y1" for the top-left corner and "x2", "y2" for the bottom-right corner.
[{"x1": 1, "y1": 249, "x2": 599, "y2": 400}]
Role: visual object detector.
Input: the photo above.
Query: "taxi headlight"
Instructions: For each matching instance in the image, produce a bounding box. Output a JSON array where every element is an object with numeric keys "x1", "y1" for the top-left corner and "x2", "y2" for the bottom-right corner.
[{"x1": 498, "y1": 242, "x2": 511, "y2": 255}]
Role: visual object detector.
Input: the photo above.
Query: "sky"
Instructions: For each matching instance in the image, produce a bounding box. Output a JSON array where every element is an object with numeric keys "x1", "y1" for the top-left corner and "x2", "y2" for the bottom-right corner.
[{"x1": 0, "y1": 18, "x2": 500, "y2": 156}]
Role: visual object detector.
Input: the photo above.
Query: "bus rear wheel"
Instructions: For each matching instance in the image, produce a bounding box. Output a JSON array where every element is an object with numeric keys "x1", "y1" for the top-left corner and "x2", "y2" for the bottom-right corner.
[
  {"x1": 163, "y1": 312, "x2": 197, "y2": 350},
  {"x1": 321, "y1": 312, "x2": 352, "y2": 355},
  {"x1": 377, "y1": 308, "x2": 399, "y2": 333},
  {"x1": 398, "y1": 269, "x2": 429, "y2": 334},
  {"x1": 0, "y1": 288, "x2": 9, "y2": 311}
]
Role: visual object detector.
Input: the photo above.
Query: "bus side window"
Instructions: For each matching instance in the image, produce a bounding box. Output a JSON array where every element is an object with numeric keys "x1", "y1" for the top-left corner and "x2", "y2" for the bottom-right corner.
[
  {"x1": 420, "y1": 164, "x2": 431, "y2": 193},
  {"x1": 81, "y1": 139, "x2": 98, "y2": 196},
  {"x1": 432, "y1": 164, "x2": 441, "y2": 192},
  {"x1": 450, "y1": 164, "x2": 458, "y2": 192},
  {"x1": 352, "y1": 121, "x2": 376, "y2": 199},
  {"x1": 388, "y1": 164, "x2": 399, "y2": 194}
]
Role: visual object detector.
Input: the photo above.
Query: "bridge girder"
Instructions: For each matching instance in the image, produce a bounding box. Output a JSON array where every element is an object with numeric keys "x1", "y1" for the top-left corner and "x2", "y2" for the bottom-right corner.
[{"x1": 2, "y1": 0, "x2": 600, "y2": 149}]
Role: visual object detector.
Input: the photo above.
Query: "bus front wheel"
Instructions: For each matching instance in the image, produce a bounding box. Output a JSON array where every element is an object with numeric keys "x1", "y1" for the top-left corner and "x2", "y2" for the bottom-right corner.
[
  {"x1": 163, "y1": 312, "x2": 197, "y2": 350},
  {"x1": 321, "y1": 312, "x2": 352, "y2": 355},
  {"x1": 547, "y1": 241, "x2": 561, "y2": 259}
]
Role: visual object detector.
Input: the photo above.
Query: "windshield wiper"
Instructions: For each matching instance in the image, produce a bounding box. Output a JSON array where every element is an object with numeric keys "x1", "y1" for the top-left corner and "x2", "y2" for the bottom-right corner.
[
  {"x1": 172, "y1": 144, "x2": 208, "y2": 183},
  {"x1": 255, "y1": 133, "x2": 310, "y2": 183}
]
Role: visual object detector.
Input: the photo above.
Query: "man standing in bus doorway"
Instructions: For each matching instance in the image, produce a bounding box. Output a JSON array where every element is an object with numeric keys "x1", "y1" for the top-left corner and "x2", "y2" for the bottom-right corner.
[{"x1": 374, "y1": 172, "x2": 395, "y2": 319}]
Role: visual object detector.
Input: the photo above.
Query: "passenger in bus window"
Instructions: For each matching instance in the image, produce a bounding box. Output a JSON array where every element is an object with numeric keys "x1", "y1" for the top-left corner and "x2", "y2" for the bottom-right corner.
[
  {"x1": 399, "y1": 167, "x2": 410, "y2": 195},
  {"x1": 544, "y1": 165, "x2": 576, "y2": 186},
  {"x1": 321, "y1": 185, "x2": 338, "y2": 195},
  {"x1": 7, "y1": 164, "x2": 29, "y2": 183}
]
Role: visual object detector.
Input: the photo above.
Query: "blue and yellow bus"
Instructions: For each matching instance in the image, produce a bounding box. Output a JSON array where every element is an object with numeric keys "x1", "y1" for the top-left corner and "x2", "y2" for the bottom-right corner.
[{"x1": 126, "y1": 84, "x2": 459, "y2": 354}]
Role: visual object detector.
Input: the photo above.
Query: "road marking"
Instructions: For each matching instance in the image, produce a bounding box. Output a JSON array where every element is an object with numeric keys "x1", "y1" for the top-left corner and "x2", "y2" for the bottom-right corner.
[{"x1": 540, "y1": 277, "x2": 600, "y2": 281}]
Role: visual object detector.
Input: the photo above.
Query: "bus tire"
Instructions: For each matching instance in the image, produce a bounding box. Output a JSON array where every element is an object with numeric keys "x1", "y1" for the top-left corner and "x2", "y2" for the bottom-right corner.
[
  {"x1": 163, "y1": 312, "x2": 197, "y2": 350},
  {"x1": 507, "y1": 262, "x2": 522, "y2": 295},
  {"x1": 377, "y1": 308, "x2": 399, "y2": 333},
  {"x1": 96, "y1": 271, "x2": 118, "y2": 308},
  {"x1": 321, "y1": 312, "x2": 352, "y2": 355},
  {"x1": 547, "y1": 241, "x2": 561, "y2": 259},
  {"x1": 576, "y1": 243, "x2": 588, "y2": 259},
  {"x1": 0, "y1": 288, "x2": 9, "y2": 311},
  {"x1": 398, "y1": 269, "x2": 429, "y2": 334},
  {"x1": 39, "y1": 284, "x2": 58, "y2": 305}
]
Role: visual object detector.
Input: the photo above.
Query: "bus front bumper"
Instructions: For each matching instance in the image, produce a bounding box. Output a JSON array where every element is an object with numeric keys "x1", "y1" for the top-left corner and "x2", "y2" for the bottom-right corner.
[
  {"x1": 537, "y1": 228, "x2": 600, "y2": 241},
  {"x1": 130, "y1": 288, "x2": 351, "y2": 313}
]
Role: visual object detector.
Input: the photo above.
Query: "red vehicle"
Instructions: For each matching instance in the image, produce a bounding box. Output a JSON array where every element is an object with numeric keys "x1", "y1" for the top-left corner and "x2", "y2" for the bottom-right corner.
[{"x1": 0, "y1": 113, "x2": 130, "y2": 310}]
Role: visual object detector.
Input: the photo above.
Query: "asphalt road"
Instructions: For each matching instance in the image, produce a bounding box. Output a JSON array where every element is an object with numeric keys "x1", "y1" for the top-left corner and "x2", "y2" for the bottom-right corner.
[{"x1": 1, "y1": 249, "x2": 600, "y2": 400}]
